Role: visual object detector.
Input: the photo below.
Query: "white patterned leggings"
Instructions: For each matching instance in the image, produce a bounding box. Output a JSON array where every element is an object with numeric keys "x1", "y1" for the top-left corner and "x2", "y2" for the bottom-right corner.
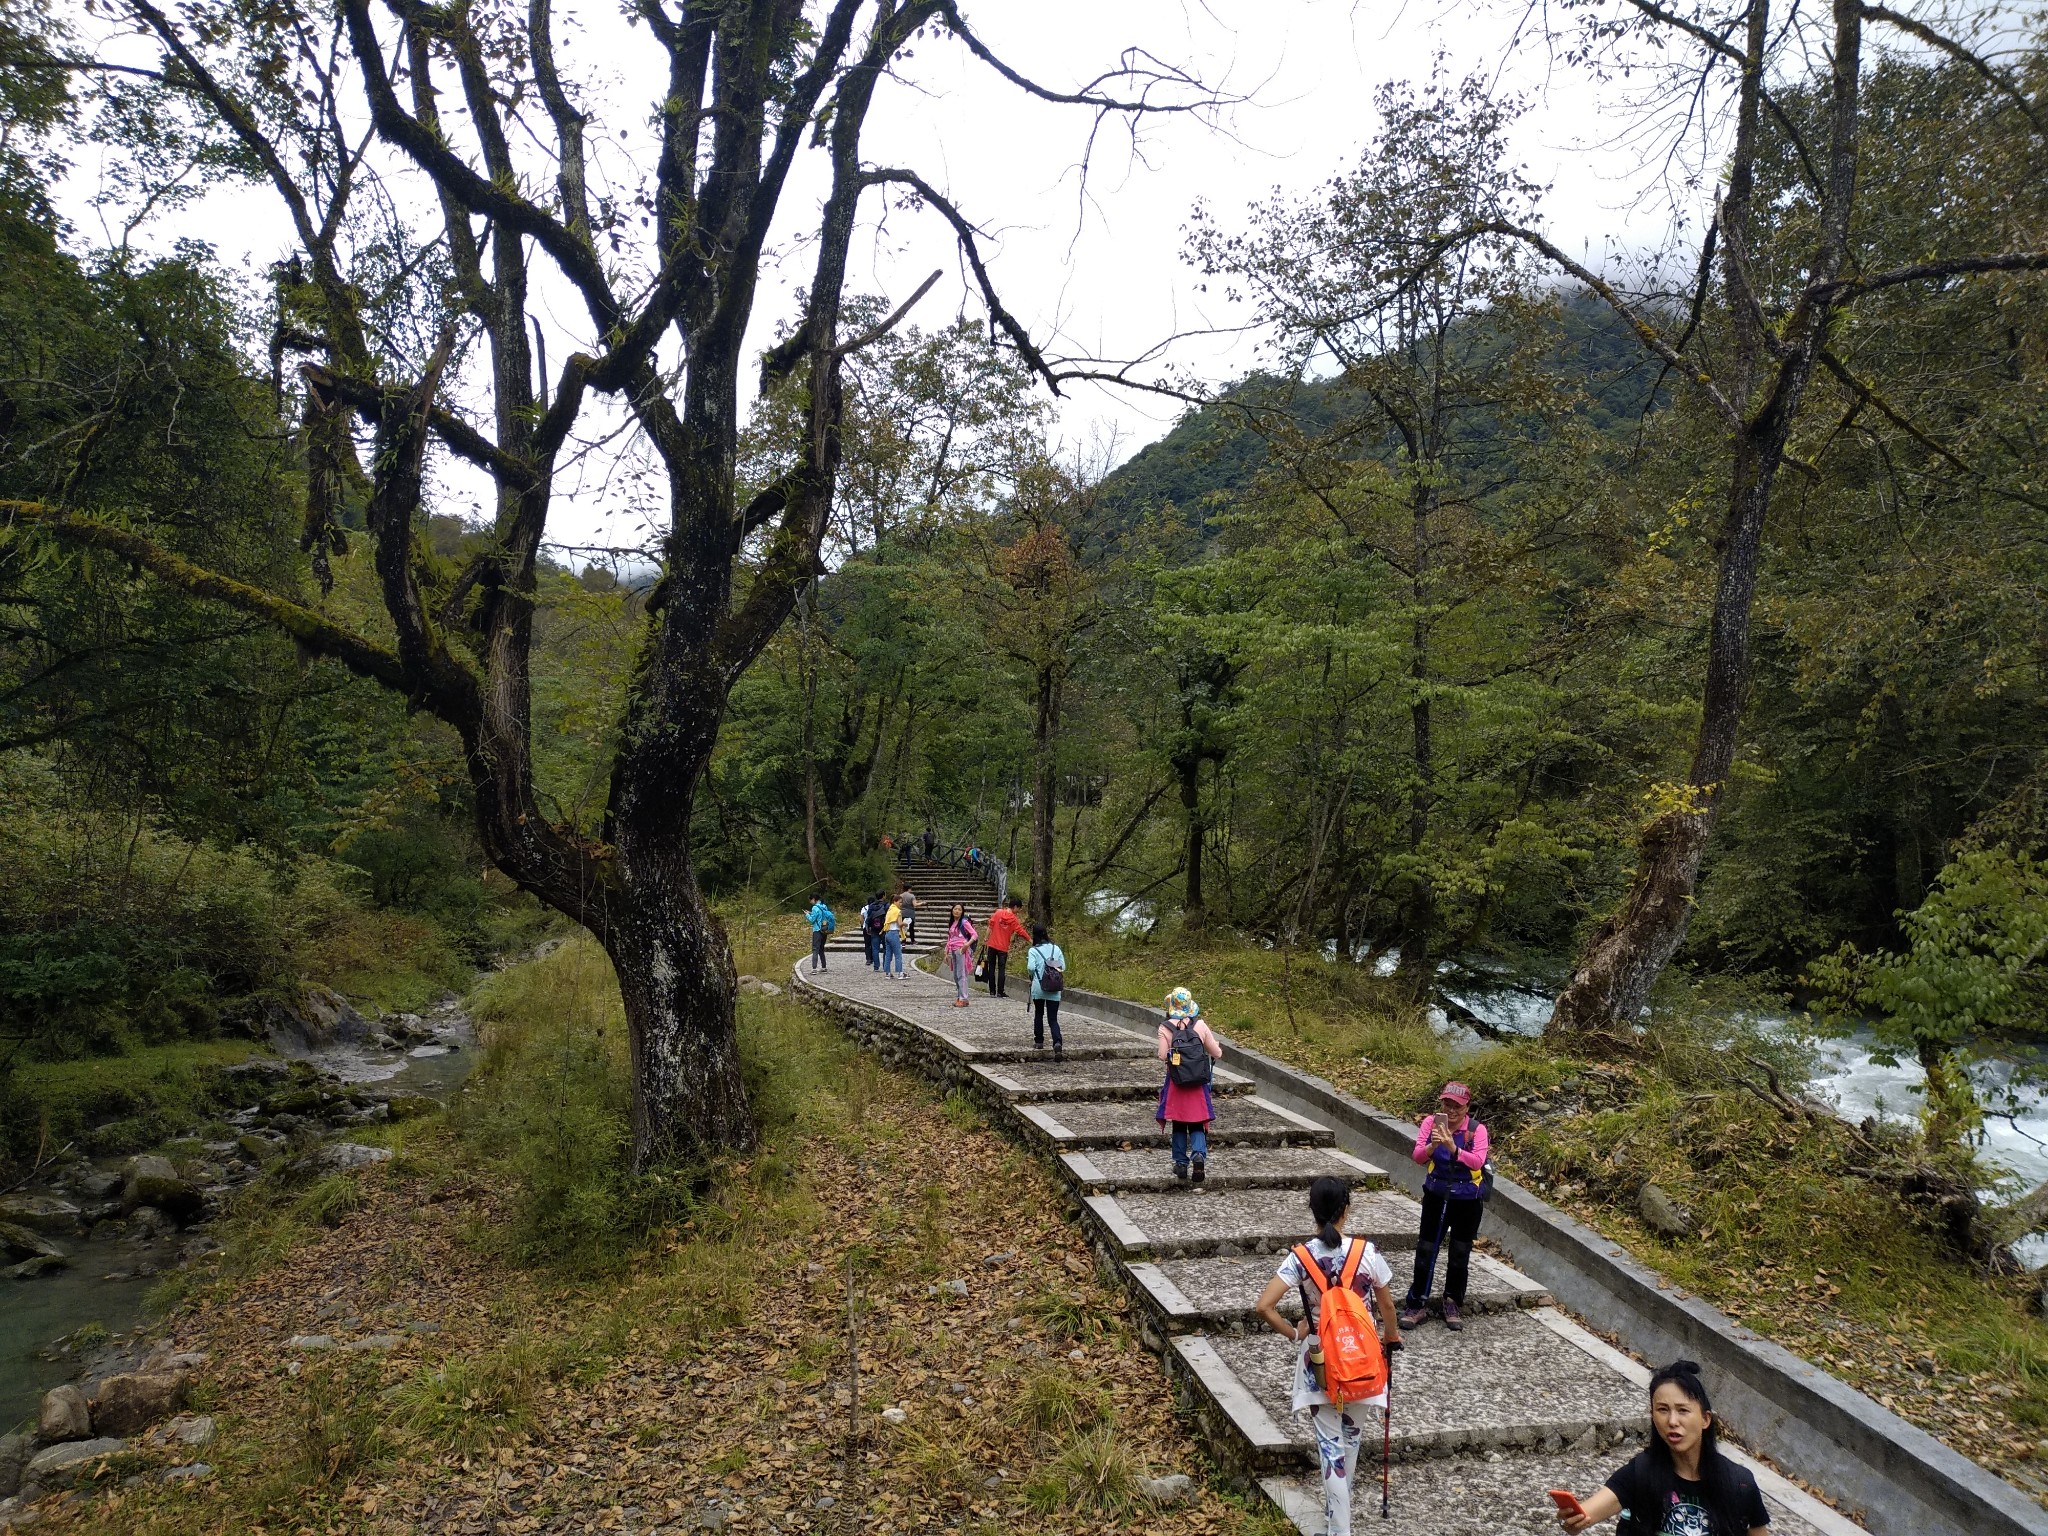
[{"x1": 1312, "y1": 1403, "x2": 1370, "y2": 1533}]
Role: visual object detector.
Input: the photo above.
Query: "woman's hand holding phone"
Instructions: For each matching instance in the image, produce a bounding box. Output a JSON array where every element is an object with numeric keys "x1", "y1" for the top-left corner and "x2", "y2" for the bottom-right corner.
[{"x1": 1548, "y1": 1488, "x2": 1589, "y2": 1530}]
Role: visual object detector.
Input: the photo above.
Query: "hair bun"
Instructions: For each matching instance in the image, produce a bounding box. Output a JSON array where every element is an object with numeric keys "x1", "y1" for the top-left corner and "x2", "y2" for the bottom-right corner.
[{"x1": 1673, "y1": 1359, "x2": 1703, "y2": 1376}]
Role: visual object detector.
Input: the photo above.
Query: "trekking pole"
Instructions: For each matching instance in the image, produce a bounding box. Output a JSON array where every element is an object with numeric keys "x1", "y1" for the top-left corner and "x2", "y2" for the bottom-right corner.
[{"x1": 1381, "y1": 1346, "x2": 1394, "y2": 1519}]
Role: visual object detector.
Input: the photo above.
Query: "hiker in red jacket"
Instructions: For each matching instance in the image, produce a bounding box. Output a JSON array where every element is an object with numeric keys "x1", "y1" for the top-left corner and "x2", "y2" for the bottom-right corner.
[{"x1": 983, "y1": 896, "x2": 1027, "y2": 998}]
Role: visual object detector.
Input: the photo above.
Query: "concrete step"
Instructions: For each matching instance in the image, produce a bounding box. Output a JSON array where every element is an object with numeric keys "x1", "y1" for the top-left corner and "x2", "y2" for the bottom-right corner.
[
  {"x1": 1173, "y1": 1307, "x2": 1647, "y2": 1475},
  {"x1": 1130, "y1": 1247, "x2": 1550, "y2": 1334},
  {"x1": 968, "y1": 1058, "x2": 1255, "y2": 1103},
  {"x1": 1061, "y1": 1144, "x2": 1386, "y2": 1195},
  {"x1": 1014, "y1": 1095, "x2": 1336, "y2": 1151},
  {"x1": 1082, "y1": 1187, "x2": 1421, "y2": 1262},
  {"x1": 1261, "y1": 1442, "x2": 1841, "y2": 1536}
]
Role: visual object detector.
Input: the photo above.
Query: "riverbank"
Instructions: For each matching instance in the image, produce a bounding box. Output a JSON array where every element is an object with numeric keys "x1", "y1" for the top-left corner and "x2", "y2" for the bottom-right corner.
[
  {"x1": 1058, "y1": 923, "x2": 2048, "y2": 1506},
  {"x1": 7, "y1": 918, "x2": 1269, "y2": 1535}
]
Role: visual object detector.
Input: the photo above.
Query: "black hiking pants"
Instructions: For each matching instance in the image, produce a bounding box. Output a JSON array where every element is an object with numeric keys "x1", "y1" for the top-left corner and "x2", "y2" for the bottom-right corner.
[
  {"x1": 811, "y1": 929, "x2": 828, "y2": 970},
  {"x1": 1032, "y1": 996, "x2": 1062, "y2": 1050},
  {"x1": 986, "y1": 949, "x2": 1007, "y2": 996},
  {"x1": 1408, "y1": 1190, "x2": 1484, "y2": 1306}
]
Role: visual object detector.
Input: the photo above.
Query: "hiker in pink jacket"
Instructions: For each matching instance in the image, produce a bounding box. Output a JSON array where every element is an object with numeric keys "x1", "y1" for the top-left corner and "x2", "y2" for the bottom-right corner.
[
  {"x1": 1155, "y1": 987, "x2": 1222, "y2": 1184},
  {"x1": 943, "y1": 904, "x2": 977, "y2": 1007}
]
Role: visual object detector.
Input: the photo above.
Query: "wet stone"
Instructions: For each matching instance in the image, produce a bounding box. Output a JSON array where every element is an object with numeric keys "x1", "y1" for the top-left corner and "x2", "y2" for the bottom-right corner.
[
  {"x1": 1202, "y1": 1310, "x2": 1646, "y2": 1460},
  {"x1": 1020, "y1": 1098, "x2": 1334, "y2": 1150},
  {"x1": 1066, "y1": 1145, "x2": 1386, "y2": 1194},
  {"x1": 1106, "y1": 1188, "x2": 1420, "y2": 1259}
]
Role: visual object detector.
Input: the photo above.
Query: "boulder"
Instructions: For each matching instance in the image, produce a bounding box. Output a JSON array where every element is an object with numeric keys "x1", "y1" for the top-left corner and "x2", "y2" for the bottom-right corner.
[
  {"x1": 91, "y1": 1370, "x2": 191, "y2": 1437},
  {"x1": 1637, "y1": 1182, "x2": 1694, "y2": 1239},
  {"x1": 125, "y1": 1206, "x2": 175, "y2": 1241},
  {"x1": 7, "y1": 1254, "x2": 67, "y2": 1279},
  {"x1": 314, "y1": 1142, "x2": 392, "y2": 1172},
  {"x1": 167, "y1": 1415, "x2": 215, "y2": 1448},
  {"x1": 0, "y1": 1223, "x2": 64, "y2": 1262},
  {"x1": 38, "y1": 1385, "x2": 91, "y2": 1443},
  {"x1": 0, "y1": 1434, "x2": 28, "y2": 1499},
  {"x1": 25, "y1": 1437, "x2": 130, "y2": 1487},
  {"x1": 0, "y1": 1196, "x2": 83, "y2": 1235},
  {"x1": 121, "y1": 1157, "x2": 202, "y2": 1220},
  {"x1": 1141, "y1": 1472, "x2": 1195, "y2": 1506},
  {"x1": 379, "y1": 1093, "x2": 441, "y2": 1121},
  {"x1": 72, "y1": 1170, "x2": 123, "y2": 1201}
]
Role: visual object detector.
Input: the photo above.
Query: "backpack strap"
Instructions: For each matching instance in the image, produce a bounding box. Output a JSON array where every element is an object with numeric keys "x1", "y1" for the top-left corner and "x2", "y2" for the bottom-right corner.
[
  {"x1": 1338, "y1": 1237, "x2": 1367, "y2": 1290},
  {"x1": 1291, "y1": 1242, "x2": 1330, "y2": 1295}
]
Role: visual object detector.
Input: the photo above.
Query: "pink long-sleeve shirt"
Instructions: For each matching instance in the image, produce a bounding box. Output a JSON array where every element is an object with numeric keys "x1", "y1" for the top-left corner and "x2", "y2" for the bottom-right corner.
[{"x1": 1412, "y1": 1113, "x2": 1488, "y2": 1171}]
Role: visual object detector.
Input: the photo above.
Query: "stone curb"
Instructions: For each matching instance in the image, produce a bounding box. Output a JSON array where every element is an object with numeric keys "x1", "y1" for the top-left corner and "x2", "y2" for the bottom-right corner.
[{"x1": 1063, "y1": 984, "x2": 2048, "y2": 1536}]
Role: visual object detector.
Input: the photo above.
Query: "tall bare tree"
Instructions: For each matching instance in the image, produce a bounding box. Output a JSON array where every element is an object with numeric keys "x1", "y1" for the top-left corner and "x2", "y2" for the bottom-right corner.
[
  {"x1": 5, "y1": 0, "x2": 1219, "y2": 1162},
  {"x1": 1461, "y1": 0, "x2": 2048, "y2": 1037}
]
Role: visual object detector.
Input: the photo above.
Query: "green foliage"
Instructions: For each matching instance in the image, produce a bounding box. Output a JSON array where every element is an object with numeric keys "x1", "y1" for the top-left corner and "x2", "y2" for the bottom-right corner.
[
  {"x1": 1812, "y1": 848, "x2": 2048, "y2": 1138},
  {"x1": 4, "y1": 1039, "x2": 261, "y2": 1162}
]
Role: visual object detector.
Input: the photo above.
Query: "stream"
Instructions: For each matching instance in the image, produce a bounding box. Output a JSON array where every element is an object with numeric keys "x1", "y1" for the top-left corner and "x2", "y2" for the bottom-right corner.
[
  {"x1": 1428, "y1": 958, "x2": 2048, "y2": 1265},
  {"x1": 1, "y1": 1000, "x2": 478, "y2": 1429}
]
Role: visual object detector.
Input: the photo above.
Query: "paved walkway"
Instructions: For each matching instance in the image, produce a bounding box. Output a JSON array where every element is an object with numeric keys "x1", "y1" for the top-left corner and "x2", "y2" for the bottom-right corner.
[{"x1": 793, "y1": 956, "x2": 1859, "y2": 1535}]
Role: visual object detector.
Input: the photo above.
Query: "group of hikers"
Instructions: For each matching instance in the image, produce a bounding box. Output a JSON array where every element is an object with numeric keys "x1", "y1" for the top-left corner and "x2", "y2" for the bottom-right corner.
[{"x1": 799, "y1": 892, "x2": 1770, "y2": 1534}]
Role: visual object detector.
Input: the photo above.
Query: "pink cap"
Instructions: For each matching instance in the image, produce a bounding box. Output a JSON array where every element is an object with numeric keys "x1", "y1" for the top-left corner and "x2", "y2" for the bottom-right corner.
[{"x1": 1438, "y1": 1081, "x2": 1472, "y2": 1106}]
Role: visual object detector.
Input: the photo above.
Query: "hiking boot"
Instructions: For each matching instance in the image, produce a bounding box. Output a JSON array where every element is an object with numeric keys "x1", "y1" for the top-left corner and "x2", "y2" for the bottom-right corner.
[
  {"x1": 1052, "y1": 1045, "x2": 1065, "y2": 1064},
  {"x1": 1398, "y1": 1302, "x2": 1429, "y2": 1330},
  {"x1": 1174, "y1": 1162, "x2": 1191, "y2": 1184},
  {"x1": 1191, "y1": 1158, "x2": 1206, "y2": 1186},
  {"x1": 1440, "y1": 1298, "x2": 1464, "y2": 1331}
]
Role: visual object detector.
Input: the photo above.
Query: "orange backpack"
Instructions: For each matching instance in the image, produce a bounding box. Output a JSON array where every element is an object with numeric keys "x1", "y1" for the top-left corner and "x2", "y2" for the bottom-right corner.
[{"x1": 1293, "y1": 1238, "x2": 1388, "y2": 1406}]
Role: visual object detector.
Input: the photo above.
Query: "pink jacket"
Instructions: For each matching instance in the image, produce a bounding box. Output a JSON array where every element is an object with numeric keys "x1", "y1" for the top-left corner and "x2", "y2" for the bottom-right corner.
[
  {"x1": 1156, "y1": 1019, "x2": 1222, "y2": 1062},
  {"x1": 945, "y1": 916, "x2": 978, "y2": 953},
  {"x1": 1412, "y1": 1113, "x2": 1488, "y2": 1171}
]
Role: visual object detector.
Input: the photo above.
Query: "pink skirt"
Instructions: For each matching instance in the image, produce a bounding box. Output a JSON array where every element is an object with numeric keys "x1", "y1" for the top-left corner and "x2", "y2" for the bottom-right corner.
[{"x1": 1159, "y1": 1079, "x2": 1214, "y2": 1125}]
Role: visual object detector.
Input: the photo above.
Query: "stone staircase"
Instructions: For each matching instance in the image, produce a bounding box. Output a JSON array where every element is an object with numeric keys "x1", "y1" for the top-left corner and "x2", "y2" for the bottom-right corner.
[
  {"x1": 791, "y1": 958, "x2": 1860, "y2": 1535},
  {"x1": 818, "y1": 863, "x2": 1001, "y2": 956}
]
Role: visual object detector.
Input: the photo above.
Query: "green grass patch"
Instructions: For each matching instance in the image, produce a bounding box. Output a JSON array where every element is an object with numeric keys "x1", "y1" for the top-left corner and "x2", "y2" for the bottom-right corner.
[{"x1": 5, "y1": 1038, "x2": 262, "y2": 1160}]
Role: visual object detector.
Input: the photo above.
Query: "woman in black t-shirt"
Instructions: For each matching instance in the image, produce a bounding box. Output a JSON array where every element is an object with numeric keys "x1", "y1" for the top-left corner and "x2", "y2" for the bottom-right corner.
[{"x1": 1557, "y1": 1361, "x2": 1769, "y2": 1535}]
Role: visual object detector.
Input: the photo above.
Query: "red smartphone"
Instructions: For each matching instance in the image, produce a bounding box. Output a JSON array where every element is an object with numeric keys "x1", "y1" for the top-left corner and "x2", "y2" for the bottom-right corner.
[{"x1": 1547, "y1": 1489, "x2": 1586, "y2": 1519}]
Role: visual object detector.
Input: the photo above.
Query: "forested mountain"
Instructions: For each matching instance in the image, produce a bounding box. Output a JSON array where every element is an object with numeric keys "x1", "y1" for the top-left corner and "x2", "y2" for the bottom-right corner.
[{"x1": 1094, "y1": 295, "x2": 1665, "y2": 538}]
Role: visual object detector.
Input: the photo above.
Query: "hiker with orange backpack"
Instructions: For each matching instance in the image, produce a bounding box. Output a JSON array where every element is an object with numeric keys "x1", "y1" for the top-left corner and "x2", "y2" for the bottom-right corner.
[{"x1": 1255, "y1": 1176, "x2": 1405, "y2": 1534}]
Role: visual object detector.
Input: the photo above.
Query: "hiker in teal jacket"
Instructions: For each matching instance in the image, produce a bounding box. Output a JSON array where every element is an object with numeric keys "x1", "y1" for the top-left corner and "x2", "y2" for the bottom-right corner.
[{"x1": 805, "y1": 899, "x2": 835, "y2": 972}]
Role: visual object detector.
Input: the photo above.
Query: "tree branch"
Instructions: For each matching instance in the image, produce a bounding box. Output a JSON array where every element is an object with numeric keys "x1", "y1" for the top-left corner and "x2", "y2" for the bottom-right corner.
[
  {"x1": 0, "y1": 501, "x2": 408, "y2": 691},
  {"x1": 1861, "y1": 4, "x2": 2047, "y2": 136},
  {"x1": 1815, "y1": 251, "x2": 2048, "y2": 302}
]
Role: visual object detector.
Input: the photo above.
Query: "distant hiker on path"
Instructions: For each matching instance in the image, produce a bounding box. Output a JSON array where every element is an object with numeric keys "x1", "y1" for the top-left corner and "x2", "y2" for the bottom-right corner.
[
  {"x1": 861, "y1": 891, "x2": 886, "y2": 970},
  {"x1": 1555, "y1": 1360, "x2": 1771, "y2": 1534},
  {"x1": 1026, "y1": 922, "x2": 1066, "y2": 1059},
  {"x1": 945, "y1": 904, "x2": 978, "y2": 1007},
  {"x1": 1400, "y1": 1080, "x2": 1489, "y2": 1332},
  {"x1": 881, "y1": 892, "x2": 905, "y2": 976},
  {"x1": 1254, "y1": 1176, "x2": 1404, "y2": 1536},
  {"x1": 899, "y1": 886, "x2": 918, "y2": 946},
  {"x1": 805, "y1": 897, "x2": 835, "y2": 972},
  {"x1": 921, "y1": 825, "x2": 936, "y2": 863},
  {"x1": 1155, "y1": 987, "x2": 1221, "y2": 1182},
  {"x1": 984, "y1": 895, "x2": 1026, "y2": 998}
]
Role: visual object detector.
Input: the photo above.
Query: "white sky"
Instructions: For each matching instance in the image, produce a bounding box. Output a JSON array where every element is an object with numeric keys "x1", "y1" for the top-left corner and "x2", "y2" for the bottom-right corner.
[{"x1": 59, "y1": 0, "x2": 1735, "y2": 552}]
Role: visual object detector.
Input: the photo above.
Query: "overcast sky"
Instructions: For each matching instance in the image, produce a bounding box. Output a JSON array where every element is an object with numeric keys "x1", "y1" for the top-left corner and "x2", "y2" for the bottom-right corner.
[{"x1": 62, "y1": 0, "x2": 1735, "y2": 552}]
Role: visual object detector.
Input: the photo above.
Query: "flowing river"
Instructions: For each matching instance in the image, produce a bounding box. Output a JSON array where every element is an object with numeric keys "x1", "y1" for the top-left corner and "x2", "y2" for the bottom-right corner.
[{"x1": 1, "y1": 1004, "x2": 478, "y2": 1428}]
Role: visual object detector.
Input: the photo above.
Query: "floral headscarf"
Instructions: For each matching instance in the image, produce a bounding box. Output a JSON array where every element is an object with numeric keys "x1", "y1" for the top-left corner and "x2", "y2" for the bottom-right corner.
[{"x1": 1165, "y1": 987, "x2": 1201, "y2": 1021}]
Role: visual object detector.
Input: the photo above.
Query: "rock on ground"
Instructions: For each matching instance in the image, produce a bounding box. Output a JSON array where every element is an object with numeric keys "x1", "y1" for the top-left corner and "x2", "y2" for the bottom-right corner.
[
  {"x1": 36, "y1": 1387, "x2": 90, "y2": 1444},
  {"x1": 24, "y1": 1438, "x2": 128, "y2": 1487},
  {"x1": 91, "y1": 1370, "x2": 191, "y2": 1437},
  {"x1": 121, "y1": 1156, "x2": 202, "y2": 1221},
  {"x1": 0, "y1": 1435, "x2": 30, "y2": 1499},
  {"x1": 0, "y1": 1197, "x2": 83, "y2": 1235},
  {"x1": 314, "y1": 1142, "x2": 392, "y2": 1172},
  {"x1": 1142, "y1": 1472, "x2": 1194, "y2": 1505},
  {"x1": 1637, "y1": 1182, "x2": 1694, "y2": 1239},
  {"x1": 0, "y1": 1223, "x2": 64, "y2": 1262}
]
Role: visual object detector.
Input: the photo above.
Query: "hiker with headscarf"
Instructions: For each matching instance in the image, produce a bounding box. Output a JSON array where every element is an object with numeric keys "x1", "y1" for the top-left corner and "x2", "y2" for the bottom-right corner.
[{"x1": 1156, "y1": 987, "x2": 1223, "y2": 1184}]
